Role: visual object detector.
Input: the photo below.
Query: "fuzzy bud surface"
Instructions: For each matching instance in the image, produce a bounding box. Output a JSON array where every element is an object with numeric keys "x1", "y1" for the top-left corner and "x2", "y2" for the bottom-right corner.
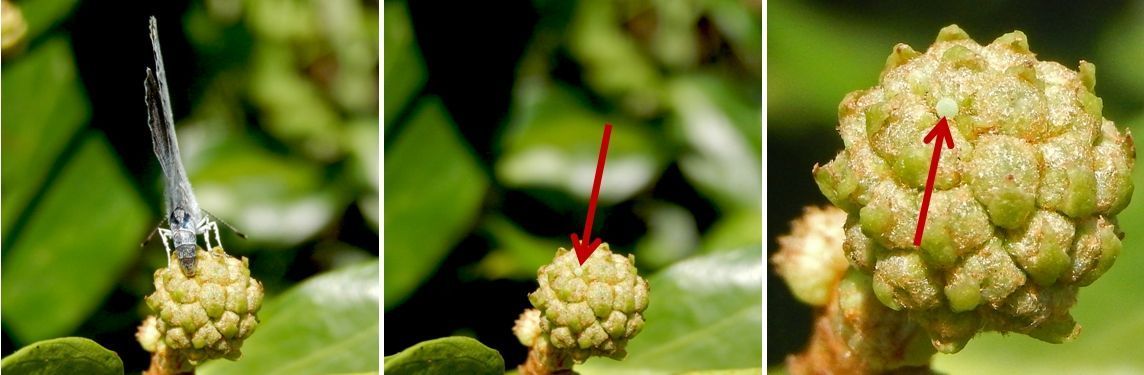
[
  {"x1": 142, "y1": 247, "x2": 264, "y2": 363},
  {"x1": 527, "y1": 244, "x2": 649, "y2": 363},
  {"x1": 814, "y1": 25, "x2": 1134, "y2": 353}
]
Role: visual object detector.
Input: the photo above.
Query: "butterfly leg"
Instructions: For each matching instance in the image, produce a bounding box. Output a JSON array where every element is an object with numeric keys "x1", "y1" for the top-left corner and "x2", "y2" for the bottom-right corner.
[
  {"x1": 158, "y1": 228, "x2": 174, "y2": 268},
  {"x1": 210, "y1": 221, "x2": 223, "y2": 249},
  {"x1": 196, "y1": 216, "x2": 223, "y2": 250}
]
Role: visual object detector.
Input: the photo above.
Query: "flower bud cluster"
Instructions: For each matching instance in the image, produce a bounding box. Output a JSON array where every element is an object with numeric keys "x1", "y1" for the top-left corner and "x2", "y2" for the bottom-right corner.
[
  {"x1": 140, "y1": 247, "x2": 263, "y2": 363},
  {"x1": 527, "y1": 244, "x2": 649, "y2": 362},
  {"x1": 815, "y1": 25, "x2": 1134, "y2": 353}
]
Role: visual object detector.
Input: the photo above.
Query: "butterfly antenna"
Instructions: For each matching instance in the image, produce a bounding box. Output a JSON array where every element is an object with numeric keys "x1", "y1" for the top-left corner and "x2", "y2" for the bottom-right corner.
[
  {"x1": 141, "y1": 217, "x2": 169, "y2": 247},
  {"x1": 202, "y1": 209, "x2": 247, "y2": 239}
]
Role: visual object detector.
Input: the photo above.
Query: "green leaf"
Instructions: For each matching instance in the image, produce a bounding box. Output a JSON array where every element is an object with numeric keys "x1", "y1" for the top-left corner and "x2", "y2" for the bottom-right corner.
[
  {"x1": 1, "y1": 337, "x2": 123, "y2": 375},
  {"x1": 1098, "y1": 10, "x2": 1144, "y2": 99},
  {"x1": 199, "y1": 260, "x2": 380, "y2": 374},
  {"x1": 1, "y1": 36, "x2": 90, "y2": 238},
  {"x1": 667, "y1": 75, "x2": 761, "y2": 212},
  {"x1": 567, "y1": 0, "x2": 663, "y2": 111},
  {"x1": 246, "y1": 0, "x2": 318, "y2": 41},
  {"x1": 933, "y1": 113, "x2": 1144, "y2": 373},
  {"x1": 15, "y1": 0, "x2": 81, "y2": 43},
  {"x1": 498, "y1": 83, "x2": 665, "y2": 204},
  {"x1": 1, "y1": 135, "x2": 149, "y2": 344},
  {"x1": 702, "y1": 0, "x2": 761, "y2": 74},
  {"x1": 315, "y1": 0, "x2": 378, "y2": 114},
  {"x1": 344, "y1": 119, "x2": 381, "y2": 231},
  {"x1": 471, "y1": 215, "x2": 561, "y2": 280},
  {"x1": 384, "y1": 97, "x2": 488, "y2": 309},
  {"x1": 186, "y1": 133, "x2": 343, "y2": 248},
  {"x1": 384, "y1": 336, "x2": 505, "y2": 375},
  {"x1": 635, "y1": 202, "x2": 699, "y2": 270},
  {"x1": 767, "y1": 0, "x2": 891, "y2": 130},
  {"x1": 578, "y1": 246, "x2": 763, "y2": 374},
  {"x1": 644, "y1": 0, "x2": 700, "y2": 70},
  {"x1": 701, "y1": 210, "x2": 763, "y2": 254},
  {"x1": 682, "y1": 369, "x2": 764, "y2": 375},
  {"x1": 383, "y1": 1, "x2": 427, "y2": 127},
  {"x1": 248, "y1": 42, "x2": 342, "y2": 159}
]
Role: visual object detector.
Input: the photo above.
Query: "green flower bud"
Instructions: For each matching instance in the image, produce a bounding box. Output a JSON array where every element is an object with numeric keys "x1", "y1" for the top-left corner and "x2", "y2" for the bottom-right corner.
[
  {"x1": 772, "y1": 206, "x2": 850, "y2": 306},
  {"x1": 816, "y1": 24, "x2": 1134, "y2": 353},
  {"x1": 140, "y1": 247, "x2": 264, "y2": 363},
  {"x1": 528, "y1": 244, "x2": 649, "y2": 363}
]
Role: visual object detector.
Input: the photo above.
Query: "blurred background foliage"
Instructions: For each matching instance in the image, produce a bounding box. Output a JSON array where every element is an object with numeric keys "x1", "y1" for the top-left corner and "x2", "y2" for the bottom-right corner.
[
  {"x1": 2, "y1": 0, "x2": 378, "y2": 373},
  {"x1": 383, "y1": 0, "x2": 761, "y2": 372},
  {"x1": 768, "y1": 0, "x2": 1144, "y2": 373}
]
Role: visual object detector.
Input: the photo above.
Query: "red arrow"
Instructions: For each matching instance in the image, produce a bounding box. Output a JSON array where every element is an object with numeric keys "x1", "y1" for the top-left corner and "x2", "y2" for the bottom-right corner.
[
  {"x1": 571, "y1": 123, "x2": 613, "y2": 265},
  {"x1": 913, "y1": 117, "x2": 954, "y2": 247}
]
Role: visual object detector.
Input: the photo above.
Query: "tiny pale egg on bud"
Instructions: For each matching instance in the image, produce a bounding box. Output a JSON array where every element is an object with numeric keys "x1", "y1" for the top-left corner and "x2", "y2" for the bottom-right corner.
[{"x1": 936, "y1": 97, "x2": 958, "y2": 118}]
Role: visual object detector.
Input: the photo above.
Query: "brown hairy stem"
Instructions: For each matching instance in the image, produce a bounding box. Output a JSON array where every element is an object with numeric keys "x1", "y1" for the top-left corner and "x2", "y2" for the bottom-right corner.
[
  {"x1": 786, "y1": 284, "x2": 933, "y2": 374},
  {"x1": 143, "y1": 348, "x2": 194, "y2": 375},
  {"x1": 519, "y1": 339, "x2": 575, "y2": 375},
  {"x1": 774, "y1": 206, "x2": 935, "y2": 374}
]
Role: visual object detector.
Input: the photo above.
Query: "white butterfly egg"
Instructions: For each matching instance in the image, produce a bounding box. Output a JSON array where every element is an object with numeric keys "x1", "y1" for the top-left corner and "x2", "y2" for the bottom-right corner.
[{"x1": 936, "y1": 97, "x2": 959, "y2": 118}]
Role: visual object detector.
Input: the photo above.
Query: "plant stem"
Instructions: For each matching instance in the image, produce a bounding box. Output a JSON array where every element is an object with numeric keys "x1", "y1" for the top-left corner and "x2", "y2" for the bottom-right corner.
[
  {"x1": 786, "y1": 277, "x2": 934, "y2": 374},
  {"x1": 520, "y1": 339, "x2": 575, "y2": 375},
  {"x1": 144, "y1": 347, "x2": 194, "y2": 375},
  {"x1": 774, "y1": 206, "x2": 936, "y2": 374}
]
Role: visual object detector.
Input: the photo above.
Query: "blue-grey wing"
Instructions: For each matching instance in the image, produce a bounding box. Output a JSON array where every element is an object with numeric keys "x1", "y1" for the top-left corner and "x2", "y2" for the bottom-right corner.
[{"x1": 145, "y1": 16, "x2": 199, "y2": 229}]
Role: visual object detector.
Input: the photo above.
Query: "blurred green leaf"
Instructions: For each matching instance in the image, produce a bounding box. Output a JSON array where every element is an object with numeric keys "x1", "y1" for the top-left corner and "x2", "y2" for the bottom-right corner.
[
  {"x1": 1097, "y1": 7, "x2": 1144, "y2": 102},
  {"x1": 187, "y1": 133, "x2": 342, "y2": 248},
  {"x1": 344, "y1": 119, "x2": 381, "y2": 231},
  {"x1": 767, "y1": 0, "x2": 889, "y2": 129},
  {"x1": 183, "y1": 0, "x2": 253, "y2": 65},
  {"x1": 499, "y1": 83, "x2": 666, "y2": 204},
  {"x1": 471, "y1": 215, "x2": 560, "y2": 280},
  {"x1": 635, "y1": 202, "x2": 699, "y2": 269},
  {"x1": 384, "y1": 98, "x2": 488, "y2": 309},
  {"x1": 934, "y1": 113, "x2": 1144, "y2": 373},
  {"x1": 248, "y1": 42, "x2": 342, "y2": 160},
  {"x1": 578, "y1": 246, "x2": 763, "y2": 374},
  {"x1": 384, "y1": 336, "x2": 505, "y2": 375},
  {"x1": 1, "y1": 36, "x2": 90, "y2": 238},
  {"x1": 313, "y1": 241, "x2": 375, "y2": 271},
  {"x1": 668, "y1": 75, "x2": 761, "y2": 212},
  {"x1": 0, "y1": 337, "x2": 123, "y2": 375},
  {"x1": 683, "y1": 370, "x2": 764, "y2": 375},
  {"x1": 1, "y1": 134, "x2": 149, "y2": 344},
  {"x1": 648, "y1": 0, "x2": 700, "y2": 70},
  {"x1": 316, "y1": 0, "x2": 379, "y2": 115},
  {"x1": 701, "y1": 210, "x2": 762, "y2": 254},
  {"x1": 671, "y1": 74, "x2": 761, "y2": 154},
  {"x1": 567, "y1": 0, "x2": 663, "y2": 116},
  {"x1": 704, "y1": 0, "x2": 762, "y2": 73},
  {"x1": 200, "y1": 259, "x2": 380, "y2": 374},
  {"x1": 246, "y1": 0, "x2": 319, "y2": 42},
  {"x1": 14, "y1": 0, "x2": 80, "y2": 43},
  {"x1": 383, "y1": 1, "x2": 426, "y2": 127}
]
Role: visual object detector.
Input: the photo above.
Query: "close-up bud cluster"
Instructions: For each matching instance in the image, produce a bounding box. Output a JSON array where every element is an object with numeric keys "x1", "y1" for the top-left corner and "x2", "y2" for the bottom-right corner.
[
  {"x1": 814, "y1": 24, "x2": 1134, "y2": 353},
  {"x1": 139, "y1": 247, "x2": 264, "y2": 365},
  {"x1": 772, "y1": 206, "x2": 850, "y2": 306},
  {"x1": 526, "y1": 244, "x2": 650, "y2": 363}
]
